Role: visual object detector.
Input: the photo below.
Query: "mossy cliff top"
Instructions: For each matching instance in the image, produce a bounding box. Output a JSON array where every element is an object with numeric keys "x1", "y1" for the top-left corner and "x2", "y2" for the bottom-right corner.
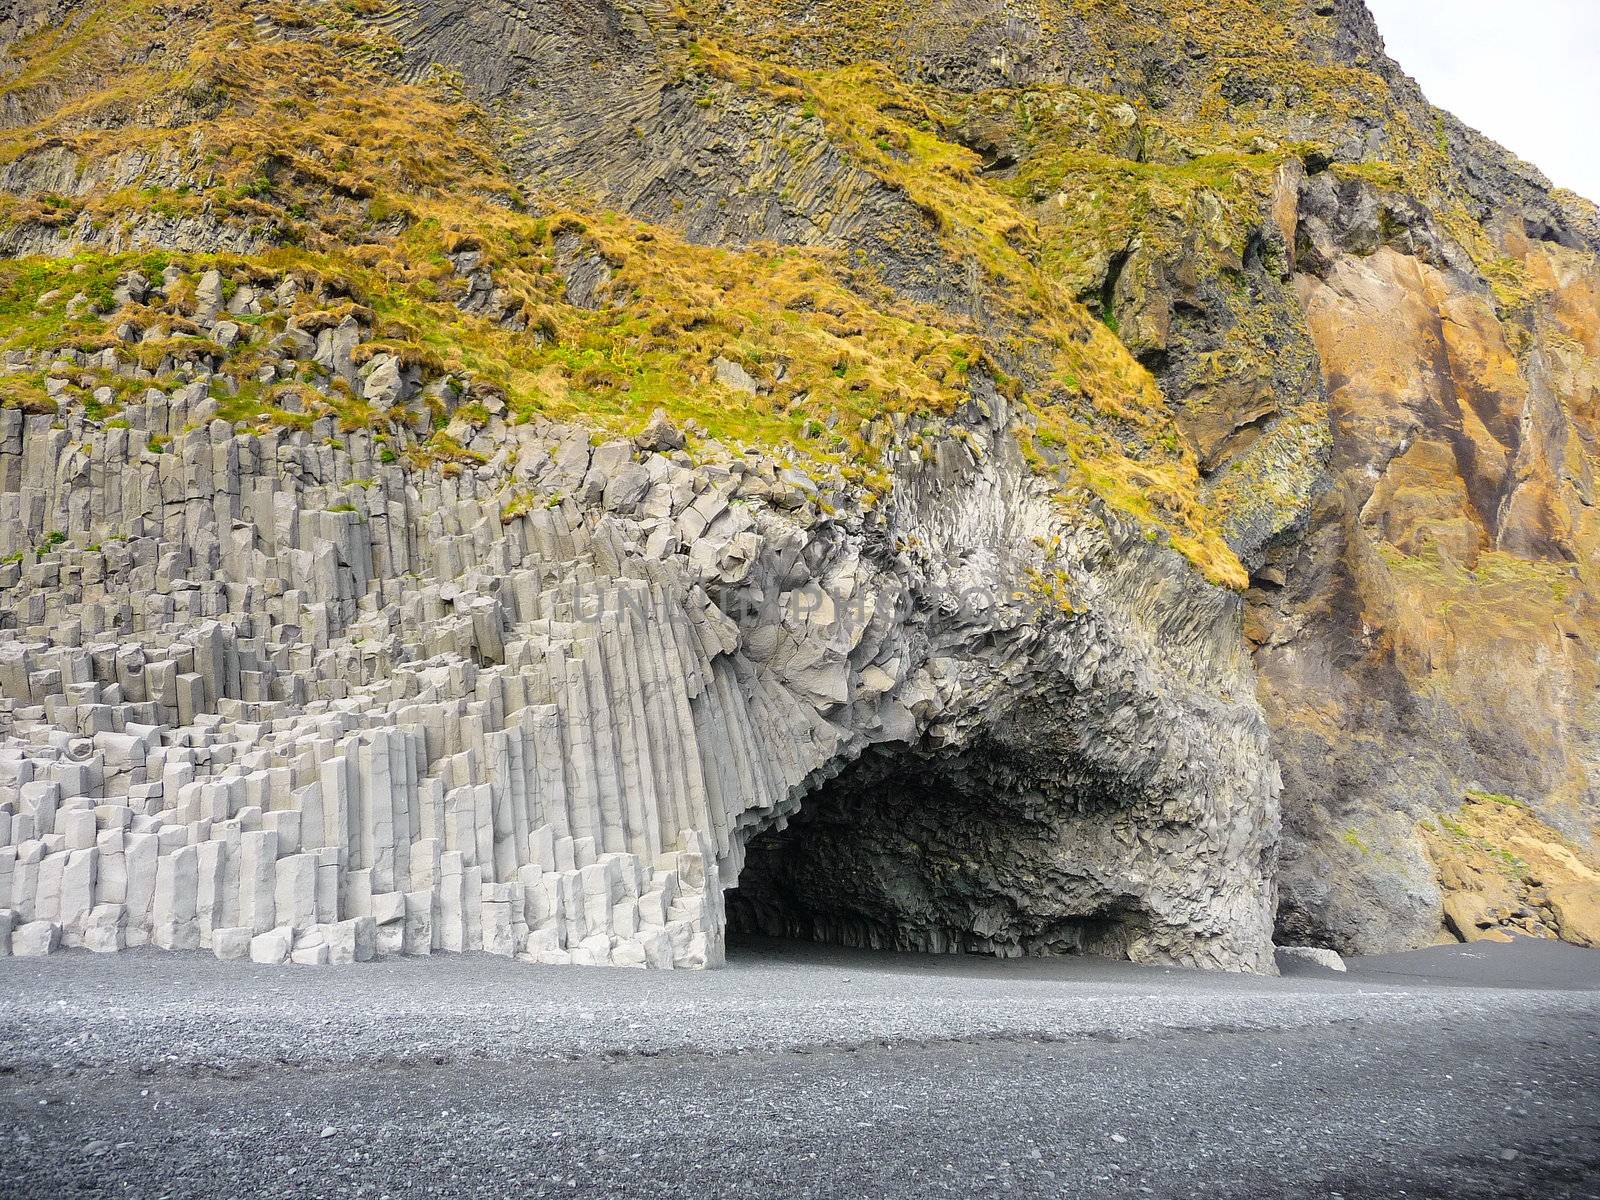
[{"x1": 0, "y1": 0, "x2": 1592, "y2": 593}]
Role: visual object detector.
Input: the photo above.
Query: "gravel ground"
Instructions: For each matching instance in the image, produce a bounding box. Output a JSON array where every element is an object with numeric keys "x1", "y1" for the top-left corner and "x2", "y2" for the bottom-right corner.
[
  {"x1": 0, "y1": 936, "x2": 1595, "y2": 1073},
  {"x1": 1, "y1": 937, "x2": 1596, "y2": 1198}
]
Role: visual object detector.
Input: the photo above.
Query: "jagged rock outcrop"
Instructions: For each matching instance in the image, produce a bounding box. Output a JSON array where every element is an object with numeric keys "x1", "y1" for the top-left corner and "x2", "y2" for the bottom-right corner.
[{"x1": 0, "y1": 0, "x2": 1594, "y2": 967}]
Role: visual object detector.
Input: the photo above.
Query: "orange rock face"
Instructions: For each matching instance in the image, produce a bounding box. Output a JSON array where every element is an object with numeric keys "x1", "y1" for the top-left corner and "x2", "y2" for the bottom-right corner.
[
  {"x1": 1257, "y1": 230, "x2": 1600, "y2": 951},
  {"x1": 1423, "y1": 794, "x2": 1600, "y2": 949}
]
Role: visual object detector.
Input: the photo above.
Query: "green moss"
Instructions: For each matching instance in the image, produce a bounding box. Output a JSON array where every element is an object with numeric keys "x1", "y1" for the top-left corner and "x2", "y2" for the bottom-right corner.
[
  {"x1": 0, "y1": 0, "x2": 1267, "y2": 588},
  {"x1": 1341, "y1": 828, "x2": 1371, "y2": 855},
  {"x1": 0, "y1": 374, "x2": 56, "y2": 414},
  {"x1": 499, "y1": 489, "x2": 538, "y2": 522},
  {"x1": 1465, "y1": 790, "x2": 1528, "y2": 810}
]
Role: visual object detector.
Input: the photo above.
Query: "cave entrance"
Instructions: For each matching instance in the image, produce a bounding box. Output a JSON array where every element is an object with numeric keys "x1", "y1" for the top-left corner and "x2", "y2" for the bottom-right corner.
[{"x1": 724, "y1": 741, "x2": 1148, "y2": 960}]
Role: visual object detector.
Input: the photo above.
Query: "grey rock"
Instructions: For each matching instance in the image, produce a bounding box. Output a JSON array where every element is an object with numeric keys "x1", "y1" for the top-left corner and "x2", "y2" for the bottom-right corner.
[
  {"x1": 194, "y1": 270, "x2": 224, "y2": 326},
  {"x1": 362, "y1": 354, "x2": 405, "y2": 406},
  {"x1": 1276, "y1": 945, "x2": 1347, "y2": 973},
  {"x1": 13, "y1": 919, "x2": 60, "y2": 956},
  {"x1": 249, "y1": 926, "x2": 293, "y2": 965},
  {"x1": 712, "y1": 356, "x2": 763, "y2": 395},
  {"x1": 0, "y1": 351, "x2": 1278, "y2": 973},
  {"x1": 635, "y1": 408, "x2": 685, "y2": 453}
]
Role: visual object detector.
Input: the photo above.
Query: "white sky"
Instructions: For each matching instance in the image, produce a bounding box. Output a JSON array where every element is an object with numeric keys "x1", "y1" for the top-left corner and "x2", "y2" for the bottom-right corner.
[{"x1": 1364, "y1": 0, "x2": 1600, "y2": 203}]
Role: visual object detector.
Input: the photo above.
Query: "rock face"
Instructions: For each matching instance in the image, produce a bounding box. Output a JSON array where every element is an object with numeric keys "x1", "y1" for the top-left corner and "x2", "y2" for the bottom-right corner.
[
  {"x1": 1258, "y1": 228, "x2": 1600, "y2": 952},
  {"x1": 0, "y1": 278, "x2": 1277, "y2": 971},
  {"x1": 1421, "y1": 794, "x2": 1600, "y2": 948},
  {"x1": 0, "y1": 0, "x2": 1594, "y2": 967}
]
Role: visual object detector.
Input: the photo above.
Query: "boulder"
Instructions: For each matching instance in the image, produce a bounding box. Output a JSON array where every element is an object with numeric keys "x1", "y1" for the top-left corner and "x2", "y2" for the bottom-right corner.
[
  {"x1": 13, "y1": 920, "x2": 61, "y2": 957},
  {"x1": 249, "y1": 926, "x2": 293, "y2": 965},
  {"x1": 1276, "y1": 945, "x2": 1347, "y2": 973}
]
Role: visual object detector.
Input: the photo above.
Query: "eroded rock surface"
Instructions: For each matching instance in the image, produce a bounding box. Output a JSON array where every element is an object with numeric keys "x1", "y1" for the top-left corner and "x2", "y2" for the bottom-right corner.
[{"x1": 1254, "y1": 212, "x2": 1600, "y2": 952}]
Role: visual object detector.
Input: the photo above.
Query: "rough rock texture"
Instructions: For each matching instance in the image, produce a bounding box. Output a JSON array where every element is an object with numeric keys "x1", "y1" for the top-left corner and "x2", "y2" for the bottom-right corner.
[
  {"x1": 0, "y1": 0, "x2": 1594, "y2": 966},
  {"x1": 1421, "y1": 794, "x2": 1600, "y2": 949},
  {"x1": 701, "y1": 0, "x2": 1600, "y2": 952},
  {"x1": 1257, "y1": 227, "x2": 1600, "y2": 951},
  {"x1": 0, "y1": 274, "x2": 1278, "y2": 971}
]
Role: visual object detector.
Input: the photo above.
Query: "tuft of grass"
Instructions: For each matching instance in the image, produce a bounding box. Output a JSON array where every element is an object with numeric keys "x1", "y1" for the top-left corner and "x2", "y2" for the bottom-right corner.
[{"x1": 1465, "y1": 790, "x2": 1528, "y2": 810}]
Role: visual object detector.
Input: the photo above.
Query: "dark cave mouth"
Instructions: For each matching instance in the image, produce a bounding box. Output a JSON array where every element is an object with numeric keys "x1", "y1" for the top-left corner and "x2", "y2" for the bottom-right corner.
[{"x1": 723, "y1": 745, "x2": 1153, "y2": 960}]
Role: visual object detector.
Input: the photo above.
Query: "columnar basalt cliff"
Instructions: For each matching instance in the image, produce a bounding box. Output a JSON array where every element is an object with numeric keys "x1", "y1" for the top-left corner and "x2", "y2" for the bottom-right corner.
[
  {"x1": 0, "y1": 0, "x2": 1593, "y2": 969},
  {"x1": 0, "y1": 282, "x2": 1278, "y2": 970}
]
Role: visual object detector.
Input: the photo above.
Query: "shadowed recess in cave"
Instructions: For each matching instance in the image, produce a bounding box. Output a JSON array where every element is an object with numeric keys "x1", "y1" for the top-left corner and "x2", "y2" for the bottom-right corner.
[{"x1": 726, "y1": 744, "x2": 1153, "y2": 960}]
